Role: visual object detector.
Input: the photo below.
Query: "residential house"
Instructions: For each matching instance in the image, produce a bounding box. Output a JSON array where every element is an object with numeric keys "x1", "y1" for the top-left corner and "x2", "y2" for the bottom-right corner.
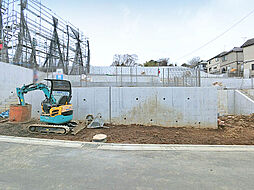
[
  {"x1": 207, "y1": 47, "x2": 243, "y2": 76},
  {"x1": 207, "y1": 52, "x2": 226, "y2": 74},
  {"x1": 197, "y1": 60, "x2": 208, "y2": 72},
  {"x1": 219, "y1": 47, "x2": 243, "y2": 77},
  {"x1": 241, "y1": 38, "x2": 254, "y2": 78}
]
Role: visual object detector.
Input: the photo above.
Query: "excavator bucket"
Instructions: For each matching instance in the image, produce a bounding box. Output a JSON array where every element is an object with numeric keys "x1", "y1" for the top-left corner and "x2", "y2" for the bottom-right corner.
[{"x1": 87, "y1": 113, "x2": 107, "y2": 129}]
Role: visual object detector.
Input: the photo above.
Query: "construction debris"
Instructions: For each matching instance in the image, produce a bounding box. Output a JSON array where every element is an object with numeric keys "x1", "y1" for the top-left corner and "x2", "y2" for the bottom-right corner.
[
  {"x1": 213, "y1": 82, "x2": 223, "y2": 87},
  {"x1": 0, "y1": 110, "x2": 9, "y2": 118}
]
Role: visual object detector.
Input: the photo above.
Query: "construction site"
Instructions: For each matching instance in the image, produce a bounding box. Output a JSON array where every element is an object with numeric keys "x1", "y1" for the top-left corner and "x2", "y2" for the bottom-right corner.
[
  {"x1": 0, "y1": 0, "x2": 89, "y2": 74},
  {"x1": 1, "y1": 0, "x2": 254, "y2": 145}
]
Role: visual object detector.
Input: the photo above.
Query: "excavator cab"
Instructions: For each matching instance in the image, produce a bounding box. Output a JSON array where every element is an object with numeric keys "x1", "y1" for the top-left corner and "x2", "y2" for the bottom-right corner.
[
  {"x1": 46, "y1": 79, "x2": 72, "y2": 105},
  {"x1": 42, "y1": 79, "x2": 72, "y2": 113}
]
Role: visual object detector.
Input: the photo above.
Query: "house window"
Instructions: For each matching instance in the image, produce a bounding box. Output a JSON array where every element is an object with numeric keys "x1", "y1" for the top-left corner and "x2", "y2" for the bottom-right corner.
[
  {"x1": 222, "y1": 56, "x2": 227, "y2": 62},
  {"x1": 252, "y1": 64, "x2": 254, "y2": 70},
  {"x1": 214, "y1": 66, "x2": 217, "y2": 70},
  {"x1": 215, "y1": 58, "x2": 219, "y2": 62}
]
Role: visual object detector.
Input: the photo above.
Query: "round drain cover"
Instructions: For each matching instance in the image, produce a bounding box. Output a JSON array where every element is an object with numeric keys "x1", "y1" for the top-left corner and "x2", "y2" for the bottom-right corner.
[{"x1": 92, "y1": 134, "x2": 107, "y2": 143}]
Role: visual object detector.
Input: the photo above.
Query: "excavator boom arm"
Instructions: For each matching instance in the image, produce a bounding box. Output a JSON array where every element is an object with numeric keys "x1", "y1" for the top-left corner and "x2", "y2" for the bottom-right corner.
[{"x1": 16, "y1": 83, "x2": 56, "y2": 106}]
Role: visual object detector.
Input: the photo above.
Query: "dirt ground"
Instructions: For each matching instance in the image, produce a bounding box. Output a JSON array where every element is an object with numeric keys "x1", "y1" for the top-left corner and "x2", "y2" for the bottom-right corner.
[{"x1": 1, "y1": 115, "x2": 254, "y2": 144}]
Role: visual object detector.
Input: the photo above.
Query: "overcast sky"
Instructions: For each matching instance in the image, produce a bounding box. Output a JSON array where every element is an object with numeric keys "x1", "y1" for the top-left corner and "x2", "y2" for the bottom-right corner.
[{"x1": 44, "y1": 0, "x2": 254, "y2": 66}]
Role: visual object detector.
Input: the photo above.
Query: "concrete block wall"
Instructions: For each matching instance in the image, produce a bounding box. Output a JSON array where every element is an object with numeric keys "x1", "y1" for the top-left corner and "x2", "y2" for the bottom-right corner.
[{"x1": 26, "y1": 87, "x2": 218, "y2": 129}]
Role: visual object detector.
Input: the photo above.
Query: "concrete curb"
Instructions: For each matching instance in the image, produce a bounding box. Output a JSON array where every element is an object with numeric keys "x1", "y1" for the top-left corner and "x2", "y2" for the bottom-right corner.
[
  {"x1": 98, "y1": 144, "x2": 254, "y2": 151},
  {"x1": 1, "y1": 135, "x2": 254, "y2": 151},
  {"x1": 0, "y1": 135, "x2": 85, "y2": 148}
]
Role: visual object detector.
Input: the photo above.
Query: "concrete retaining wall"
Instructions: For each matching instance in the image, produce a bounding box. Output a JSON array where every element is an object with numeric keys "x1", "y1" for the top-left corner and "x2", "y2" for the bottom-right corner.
[
  {"x1": 217, "y1": 90, "x2": 235, "y2": 116},
  {"x1": 90, "y1": 66, "x2": 220, "y2": 78},
  {"x1": 235, "y1": 90, "x2": 254, "y2": 115},
  {"x1": 67, "y1": 74, "x2": 161, "y2": 87},
  {"x1": 244, "y1": 89, "x2": 254, "y2": 97},
  {"x1": 90, "y1": 66, "x2": 176, "y2": 76},
  {"x1": 0, "y1": 62, "x2": 33, "y2": 103},
  {"x1": 26, "y1": 87, "x2": 218, "y2": 129},
  {"x1": 110, "y1": 87, "x2": 217, "y2": 128},
  {"x1": 201, "y1": 78, "x2": 253, "y2": 89},
  {"x1": 24, "y1": 87, "x2": 254, "y2": 124},
  {"x1": 2, "y1": 62, "x2": 254, "y2": 126},
  {"x1": 217, "y1": 89, "x2": 254, "y2": 116},
  {"x1": 40, "y1": 70, "x2": 254, "y2": 89}
]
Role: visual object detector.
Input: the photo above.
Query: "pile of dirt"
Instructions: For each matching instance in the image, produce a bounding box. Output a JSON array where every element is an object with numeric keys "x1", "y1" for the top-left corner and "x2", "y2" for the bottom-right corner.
[
  {"x1": 1, "y1": 115, "x2": 254, "y2": 144},
  {"x1": 218, "y1": 114, "x2": 254, "y2": 128}
]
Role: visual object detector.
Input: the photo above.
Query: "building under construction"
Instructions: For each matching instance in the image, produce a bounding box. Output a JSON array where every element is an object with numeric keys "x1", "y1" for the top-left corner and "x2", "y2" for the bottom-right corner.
[{"x1": 0, "y1": 0, "x2": 90, "y2": 75}]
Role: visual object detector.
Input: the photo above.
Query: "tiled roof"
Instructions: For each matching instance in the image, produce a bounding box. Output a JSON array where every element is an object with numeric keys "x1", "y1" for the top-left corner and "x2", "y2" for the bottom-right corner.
[
  {"x1": 241, "y1": 38, "x2": 254, "y2": 48},
  {"x1": 208, "y1": 51, "x2": 227, "y2": 61},
  {"x1": 231, "y1": 47, "x2": 243, "y2": 52},
  {"x1": 208, "y1": 47, "x2": 243, "y2": 61}
]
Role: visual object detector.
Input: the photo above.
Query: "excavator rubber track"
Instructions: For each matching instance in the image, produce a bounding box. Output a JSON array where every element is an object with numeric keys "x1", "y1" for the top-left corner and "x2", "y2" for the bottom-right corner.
[{"x1": 28, "y1": 124, "x2": 71, "y2": 135}]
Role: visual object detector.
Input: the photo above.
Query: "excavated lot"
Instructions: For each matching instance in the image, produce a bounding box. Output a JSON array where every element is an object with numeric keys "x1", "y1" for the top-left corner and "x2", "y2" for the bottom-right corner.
[{"x1": 1, "y1": 115, "x2": 254, "y2": 144}]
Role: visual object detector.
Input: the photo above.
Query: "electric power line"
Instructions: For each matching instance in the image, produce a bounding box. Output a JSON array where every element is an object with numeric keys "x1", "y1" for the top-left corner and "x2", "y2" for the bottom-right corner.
[{"x1": 176, "y1": 8, "x2": 254, "y2": 61}]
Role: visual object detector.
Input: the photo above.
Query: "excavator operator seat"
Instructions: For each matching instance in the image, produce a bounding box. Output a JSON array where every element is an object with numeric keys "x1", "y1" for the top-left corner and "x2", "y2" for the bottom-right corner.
[
  {"x1": 42, "y1": 99, "x2": 52, "y2": 114},
  {"x1": 58, "y1": 96, "x2": 69, "y2": 106}
]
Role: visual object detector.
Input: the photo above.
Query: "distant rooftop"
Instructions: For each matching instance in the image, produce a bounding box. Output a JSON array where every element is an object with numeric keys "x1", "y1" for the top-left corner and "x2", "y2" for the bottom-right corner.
[
  {"x1": 208, "y1": 51, "x2": 227, "y2": 61},
  {"x1": 241, "y1": 38, "x2": 254, "y2": 48},
  {"x1": 208, "y1": 47, "x2": 243, "y2": 61},
  {"x1": 231, "y1": 47, "x2": 243, "y2": 52}
]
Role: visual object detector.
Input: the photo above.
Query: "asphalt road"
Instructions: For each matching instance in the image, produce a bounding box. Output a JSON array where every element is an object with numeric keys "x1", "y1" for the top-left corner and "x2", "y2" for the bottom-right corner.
[{"x1": 0, "y1": 141, "x2": 254, "y2": 190}]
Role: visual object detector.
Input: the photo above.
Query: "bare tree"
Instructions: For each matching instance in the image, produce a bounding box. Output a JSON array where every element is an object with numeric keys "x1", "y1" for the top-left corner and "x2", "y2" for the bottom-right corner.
[
  {"x1": 112, "y1": 54, "x2": 138, "y2": 66},
  {"x1": 157, "y1": 58, "x2": 170, "y2": 66},
  {"x1": 188, "y1": 57, "x2": 200, "y2": 68},
  {"x1": 112, "y1": 54, "x2": 122, "y2": 66}
]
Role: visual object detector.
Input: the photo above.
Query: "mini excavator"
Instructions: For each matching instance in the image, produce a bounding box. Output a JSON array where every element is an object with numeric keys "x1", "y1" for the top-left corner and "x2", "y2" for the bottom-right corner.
[{"x1": 16, "y1": 79, "x2": 77, "y2": 134}]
